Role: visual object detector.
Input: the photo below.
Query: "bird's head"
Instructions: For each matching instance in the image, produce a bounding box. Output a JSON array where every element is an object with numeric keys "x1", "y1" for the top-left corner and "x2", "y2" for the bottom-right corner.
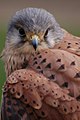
[
  {"x1": 4, "y1": 8, "x2": 64, "y2": 55},
  {"x1": 1, "y1": 8, "x2": 65, "y2": 76}
]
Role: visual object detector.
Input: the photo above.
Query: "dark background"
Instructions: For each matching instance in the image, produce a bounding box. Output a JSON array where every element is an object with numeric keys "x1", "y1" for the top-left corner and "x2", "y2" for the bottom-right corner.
[{"x1": 0, "y1": 0, "x2": 80, "y2": 104}]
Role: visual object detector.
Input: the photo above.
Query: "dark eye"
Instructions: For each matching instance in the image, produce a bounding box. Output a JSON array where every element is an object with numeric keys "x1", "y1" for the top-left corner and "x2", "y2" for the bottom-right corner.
[
  {"x1": 19, "y1": 28, "x2": 26, "y2": 37},
  {"x1": 44, "y1": 28, "x2": 51, "y2": 39}
]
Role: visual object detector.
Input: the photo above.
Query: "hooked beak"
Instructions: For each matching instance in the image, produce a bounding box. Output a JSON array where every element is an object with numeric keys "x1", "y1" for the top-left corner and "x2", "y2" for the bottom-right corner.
[{"x1": 31, "y1": 35, "x2": 39, "y2": 50}]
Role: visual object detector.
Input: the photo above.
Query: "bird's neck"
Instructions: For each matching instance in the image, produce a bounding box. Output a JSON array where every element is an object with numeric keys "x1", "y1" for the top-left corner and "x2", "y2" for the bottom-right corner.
[{"x1": 4, "y1": 52, "x2": 30, "y2": 77}]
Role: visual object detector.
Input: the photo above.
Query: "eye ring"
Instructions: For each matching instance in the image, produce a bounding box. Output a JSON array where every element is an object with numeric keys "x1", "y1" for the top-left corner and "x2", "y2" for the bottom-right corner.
[{"x1": 18, "y1": 28, "x2": 26, "y2": 37}]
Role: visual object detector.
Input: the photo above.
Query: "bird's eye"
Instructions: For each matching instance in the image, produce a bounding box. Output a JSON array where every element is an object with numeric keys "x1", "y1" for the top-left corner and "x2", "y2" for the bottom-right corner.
[
  {"x1": 18, "y1": 28, "x2": 26, "y2": 37},
  {"x1": 44, "y1": 28, "x2": 51, "y2": 39}
]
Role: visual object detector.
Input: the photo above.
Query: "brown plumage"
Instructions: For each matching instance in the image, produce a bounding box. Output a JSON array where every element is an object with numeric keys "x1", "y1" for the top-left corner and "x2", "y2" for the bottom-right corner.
[{"x1": 1, "y1": 8, "x2": 80, "y2": 120}]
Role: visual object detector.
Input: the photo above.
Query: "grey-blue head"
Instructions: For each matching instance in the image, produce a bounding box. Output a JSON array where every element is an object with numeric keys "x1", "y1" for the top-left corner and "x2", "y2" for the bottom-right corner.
[{"x1": 6, "y1": 8, "x2": 64, "y2": 52}]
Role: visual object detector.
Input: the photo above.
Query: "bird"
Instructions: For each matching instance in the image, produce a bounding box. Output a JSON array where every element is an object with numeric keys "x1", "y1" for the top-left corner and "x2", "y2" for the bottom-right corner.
[{"x1": 1, "y1": 7, "x2": 80, "y2": 120}]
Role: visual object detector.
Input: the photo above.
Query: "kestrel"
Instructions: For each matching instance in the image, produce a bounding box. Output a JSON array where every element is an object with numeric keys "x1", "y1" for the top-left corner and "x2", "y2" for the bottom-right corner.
[{"x1": 1, "y1": 8, "x2": 80, "y2": 120}]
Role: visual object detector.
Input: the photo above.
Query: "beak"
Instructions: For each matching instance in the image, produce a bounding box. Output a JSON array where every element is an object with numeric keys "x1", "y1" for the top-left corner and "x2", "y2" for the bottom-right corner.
[{"x1": 31, "y1": 35, "x2": 39, "y2": 50}]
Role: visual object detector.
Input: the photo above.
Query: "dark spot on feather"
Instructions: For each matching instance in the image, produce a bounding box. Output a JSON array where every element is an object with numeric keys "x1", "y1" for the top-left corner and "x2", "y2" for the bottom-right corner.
[
  {"x1": 33, "y1": 100, "x2": 36, "y2": 104},
  {"x1": 30, "y1": 89, "x2": 33, "y2": 92},
  {"x1": 53, "y1": 102, "x2": 56, "y2": 105},
  {"x1": 77, "y1": 106, "x2": 79, "y2": 109},
  {"x1": 48, "y1": 74, "x2": 55, "y2": 79},
  {"x1": 62, "y1": 82, "x2": 68, "y2": 88},
  {"x1": 30, "y1": 74, "x2": 32, "y2": 77},
  {"x1": 45, "y1": 63, "x2": 51, "y2": 68},
  {"x1": 70, "y1": 61, "x2": 75, "y2": 66},
  {"x1": 37, "y1": 52, "x2": 40, "y2": 55},
  {"x1": 45, "y1": 51, "x2": 48, "y2": 53},
  {"x1": 12, "y1": 88, "x2": 15, "y2": 92},
  {"x1": 33, "y1": 57, "x2": 37, "y2": 60},
  {"x1": 33, "y1": 61, "x2": 37, "y2": 65},
  {"x1": 22, "y1": 84, "x2": 24, "y2": 86},
  {"x1": 43, "y1": 88, "x2": 45, "y2": 90},
  {"x1": 63, "y1": 95, "x2": 65, "y2": 98},
  {"x1": 58, "y1": 46, "x2": 61, "y2": 49},
  {"x1": 29, "y1": 84, "x2": 32, "y2": 86},
  {"x1": 22, "y1": 95, "x2": 24, "y2": 98},
  {"x1": 56, "y1": 94, "x2": 58, "y2": 96},
  {"x1": 38, "y1": 55, "x2": 42, "y2": 58},
  {"x1": 56, "y1": 59, "x2": 61, "y2": 62},
  {"x1": 40, "y1": 58, "x2": 46, "y2": 63},
  {"x1": 74, "y1": 72, "x2": 80, "y2": 78},
  {"x1": 34, "y1": 83, "x2": 36, "y2": 86},
  {"x1": 17, "y1": 92, "x2": 20, "y2": 96},
  {"x1": 39, "y1": 76, "x2": 41, "y2": 78},
  {"x1": 13, "y1": 60, "x2": 15, "y2": 65},
  {"x1": 64, "y1": 108, "x2": 67, "y2": 112},
  {"x1": 52, "y1": 90, "x2": 54, "y2": 93},
  {"x1": 42, "y1": 84, "x2": 45, "y2": 86},
  {"x1": 4, "y1": 87, "x2": 7, "y2": 91},
  {"x1": 19, "y1": 75, "x2": 21, "y2": 78},
  {"x1": 40, "y1": 70, "x2": 43, "y2": 74},
  {"x1": 68, "y1": 43, "x2": 71, "y2": 45},
  {"x1": 58, "y1": 105, "x2": 60, "y2": 107},
  {"x1": 68, "y1": 93, "x2": 73, "y2": 97},
  {"x1": 36, "y1": 104, "x2": 39, "y2": 106},
  {"x1": 75, "y1": 42, "x2": 79, "y2": 45},
  {"x1": 58, "y1": 64, "x2": 65, "y2": 70},
  {"x1": 12, "y1": 77, "x2": 14, "y2": 80},
  {"x1": 11, "y1": 65, "x2": 13, "y2": 72},
  {"x1": 37, "y1": 66, "x2": 41, "y2": 69},
  {"x1": 70, "y1": 107, "x2": 73, "y2": 110},
  {"x1": 41, "y1": 111, "x2": 45, "y2": 116},
  {"x1": 46, "y1": 90, "x2": 49, "y2": 93},
  {"x1": 23, "y1": 57, "x2": 27, "y2": 62},
  {"x1": 67, "y1": 46, "x2": 71, "y2": 48}
]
